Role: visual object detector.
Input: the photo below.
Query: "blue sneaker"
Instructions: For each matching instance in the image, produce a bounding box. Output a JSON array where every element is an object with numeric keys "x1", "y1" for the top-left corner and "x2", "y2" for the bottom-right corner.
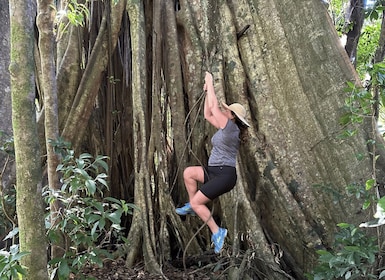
[
  {"x1": 176, "y1": 202, "x2": 195, "y2": 215},
  {"x1": 212, "y1": 228, "x2": 227, "y2": 253}
]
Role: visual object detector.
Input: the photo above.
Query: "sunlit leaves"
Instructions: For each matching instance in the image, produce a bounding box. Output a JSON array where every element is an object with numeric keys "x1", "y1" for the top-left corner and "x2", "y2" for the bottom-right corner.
[
  {"x1": 339, "y1": 81, "x2": 374, "y2": 138},
  {"x1": 0, "y1": 245, "x2": 29, "y2": 279},
  {"x1": 360, "y1": 196, "x2": 385, "y2": 228},
  {"x1": 67, "y1": 1, "x2": 89, "y2": 27}
]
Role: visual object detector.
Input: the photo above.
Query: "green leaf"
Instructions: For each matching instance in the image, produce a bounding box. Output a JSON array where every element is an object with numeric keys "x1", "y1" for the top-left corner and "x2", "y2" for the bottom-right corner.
[
  {"x1": 381, "y1": 93, "x2": 385, "y2": 108},
  {"x1": 58, "y1": 260, "x2": 70, "y2": 279},
  {"x1": 85, "y1": 180, "x2": 96, "y2": 195},
  {"x1": 339, "y1": 113, "x2": 352, "y2": 126},
  {"x1": 345, "y1": 270, "x2": 352, "y2": 279},
  {"x1": 79, "y1": 153, "x2": 93, "y2": 160},
  {"x1": 96, "y1": 178, "x2": 108, "y2": 188},
  {"x1": 9, "y1": 245, "x2": 19, "y2": 255},
  {"x1": 91, "y1": 221, "x2": 99, "y2": 237},
  {"x1": 3, "y1": 228, "x2": 19, "y2": 241},
  {"x1": 90, "y1": 201, "x2": 104, "y2": 213},
  {"x1": 337, "y1": 223, "x2": 350, "y2": 229},
  {"x1": 14, "y1": 264, "x2": 27, "y2": 276},
  {"x1": 98, "y1": 218, "x2": 105, "y2": 230},
  {"x1": 104, "y1": 197, "x2": 120, "y2": 204},
  {"x1": 94, "y1": 155, "x2": 109, "y2": 171},
  {"x1": 11, "y1": 252, "x2": 30, "y2": 262},
  {"x1": 344, "y1": 246, "x2": 360, "y2": 252},
  {"x1": 365, "y1": 179, "x2": 375, "y2": 190},
  {"x1": 378, "y1": 196, "x2": 385, "y2": 213},
  {"x1": 74, "y1": 168, "x2": 89, "y2": 178},
  {"x1": 370, "y1": 10, "x2": 379, "y2": 20},
  {"x1": 86, "y1": 214, "x2": 101, "y2": 224},
  {"x1": 76, "y1": 159, "x2": 85, "y2": 169},
  {"x1": 106, "y1": 210, "x2": 122, "y2": 224},
  {"x1": 56, "y1": 164, "x2": 64, "y2": 171},
  {"x1": 362, "y1": 199, "x2": 371, "y2": 210}
]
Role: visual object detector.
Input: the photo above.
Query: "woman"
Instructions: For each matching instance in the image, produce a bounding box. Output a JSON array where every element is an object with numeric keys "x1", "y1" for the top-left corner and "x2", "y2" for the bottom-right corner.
[{"x1": 176, "y1": 71, "x2": 250, "y2": 253}]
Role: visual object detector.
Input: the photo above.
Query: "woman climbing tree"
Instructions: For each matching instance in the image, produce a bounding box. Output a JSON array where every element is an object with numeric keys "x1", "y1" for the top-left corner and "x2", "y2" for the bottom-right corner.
[{"x1": 176, "y1": 71, "x2": 250, "y2": 253}]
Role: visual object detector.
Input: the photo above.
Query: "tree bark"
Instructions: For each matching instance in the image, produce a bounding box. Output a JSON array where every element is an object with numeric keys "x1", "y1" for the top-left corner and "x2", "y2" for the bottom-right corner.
[
  {"x1": 0, "y1": 0, "x2": 16, "y2": 232},
  {"x1": 344, "y1": 0, "x2": 365, "y2": 65},
  {"x1": 0, "y1": 0, "x2": 12, "y2": 138},
  {"x1": 124, "y1": 0, "x2": 162, "y2": 273},
  {"x1": 9, "y1": 0, "x2": 49, "y2": 279},
  {"x1": 36, "y1": 0, "x2": 63, "y2": 259},
  {"x1": 61, "y1": 0, "x2": 126, "y2": 151}
]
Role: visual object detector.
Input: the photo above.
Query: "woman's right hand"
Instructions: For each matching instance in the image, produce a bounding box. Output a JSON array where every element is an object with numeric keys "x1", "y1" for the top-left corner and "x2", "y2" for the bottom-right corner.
[
  {"x1": 203, "y1": 71, "x2": 228, "y2": 129},
  {"x1": 205, "y1": 71, "x2": 213, "y2": 85},
  {"x1": 204, "y1": 71, "x2": 213, "y2": 92}
]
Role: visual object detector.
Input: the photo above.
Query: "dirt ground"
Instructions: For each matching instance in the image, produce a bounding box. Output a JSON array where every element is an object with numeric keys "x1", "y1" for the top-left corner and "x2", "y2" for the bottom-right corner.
[{"x1": 78, "y1": 252, "x2": 229, "y2": 280}]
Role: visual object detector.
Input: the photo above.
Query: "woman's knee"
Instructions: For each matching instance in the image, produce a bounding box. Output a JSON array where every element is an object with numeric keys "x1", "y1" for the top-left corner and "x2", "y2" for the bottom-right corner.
[
  {"x1": 190, "y1": 191, "x2": 210, "y2": 210},
  {"x1": 183, "y1": 166, "x2": 203, "y2": 182},
  {"x1": 183, "y1": 167, "x2": 192, "y2": 181}
]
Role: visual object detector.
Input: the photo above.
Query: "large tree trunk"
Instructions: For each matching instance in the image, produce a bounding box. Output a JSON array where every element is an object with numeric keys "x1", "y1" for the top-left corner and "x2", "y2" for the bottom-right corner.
[
  {"x1": 122, "y1": 0, "x2": 377, "y2": 278},
  {"x1": 125, "y1": 0, "x2": 161, "y2": 272},
  {"x1": 9, "y1": 0, "x2": 48, "y2": 279}
]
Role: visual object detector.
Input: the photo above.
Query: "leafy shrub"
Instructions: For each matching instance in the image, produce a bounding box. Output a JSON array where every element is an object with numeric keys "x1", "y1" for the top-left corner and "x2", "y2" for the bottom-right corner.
[
  {"x1": 45, "y1": 138, "x2": 136, "y2": 279},
  {"x1": 0, "y1": 244, "x2": 28, "y2": 280},
  {"x1": 306, "y1": 223, "x2": 378, "y2": 280},
  {"x1": 0, "y1": 188, "x2": 16, "y2": 249}
]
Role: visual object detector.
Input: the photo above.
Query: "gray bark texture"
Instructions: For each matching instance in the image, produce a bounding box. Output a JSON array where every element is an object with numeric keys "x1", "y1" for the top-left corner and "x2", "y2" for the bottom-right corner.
[
  {"x1": 9, "y1": 0, "x2": 49, "y2": 278},
  {"x1": 0, "y1": 1, "x2": 16, "y2": 196},
  {"x1": 0, "y1": 0, "x2": 12, "y2": 137}
]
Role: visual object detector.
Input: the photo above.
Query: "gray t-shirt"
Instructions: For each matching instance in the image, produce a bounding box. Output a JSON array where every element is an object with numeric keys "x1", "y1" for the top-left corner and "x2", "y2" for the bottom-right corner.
[{"x1": 208, "y1": 119, "x2": 240, "y2": 167}]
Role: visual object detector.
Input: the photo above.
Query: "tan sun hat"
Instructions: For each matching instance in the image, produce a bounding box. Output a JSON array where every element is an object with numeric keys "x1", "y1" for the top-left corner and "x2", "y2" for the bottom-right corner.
[{"x1": 222, "y1": 102, "x2": 250, "y2": 127}]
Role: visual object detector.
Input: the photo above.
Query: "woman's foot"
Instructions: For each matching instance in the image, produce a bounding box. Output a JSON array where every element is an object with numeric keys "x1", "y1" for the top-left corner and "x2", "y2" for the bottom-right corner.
[
  {"x1": 212, "y1": 228, "x2": 227, "y2": 253},
  {"x1": 176, "y1": 202, "x2": 195, "y2": 215}
]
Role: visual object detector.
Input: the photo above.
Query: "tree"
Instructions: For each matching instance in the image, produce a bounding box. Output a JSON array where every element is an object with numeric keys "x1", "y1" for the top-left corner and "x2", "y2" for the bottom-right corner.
[
  {"x1": 74, "y1": 0, "x2": 380, "y2": 278},
  {"x1": 9, "y1": 0, "x2": 48, "y2": 279},
  {"x1": 331, "y1": 1, "x2": 385, "y2": 122},
  {"x1": 121, "y1": 0, "x2": 383, "y2": 278},
  {"x1": 0, "y1": 0, "x2": 17, "y2": 245},
  {"x1": 6, "y1": 0, "x2": 385, "y2": 279},
  {"x1": 36, "y1": 0, "x2": 65, "y2": 259},
  {"x1": 0, "y1": 0, "x2": 12, "y2": 138},
  {"x1": 344, "y1": 0, "x2": 365, "y2": 64}
]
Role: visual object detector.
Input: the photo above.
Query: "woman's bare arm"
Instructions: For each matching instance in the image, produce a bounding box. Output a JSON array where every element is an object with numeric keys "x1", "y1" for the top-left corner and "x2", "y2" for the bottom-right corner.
[{"x1": 203, "y1": 72, "x2": 228, "y2": 129}]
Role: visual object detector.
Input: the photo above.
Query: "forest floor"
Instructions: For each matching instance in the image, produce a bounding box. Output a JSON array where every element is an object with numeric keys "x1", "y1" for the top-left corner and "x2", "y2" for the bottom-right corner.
[{"x1": 77, "y1": 252, "x2": 229, "y2": 280}]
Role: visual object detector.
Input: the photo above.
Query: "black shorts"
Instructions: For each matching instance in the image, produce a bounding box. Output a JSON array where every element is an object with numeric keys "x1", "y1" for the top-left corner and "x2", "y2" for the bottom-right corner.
[{"x1": 200, "y1": 166, "x2": 237, "y2": 200}]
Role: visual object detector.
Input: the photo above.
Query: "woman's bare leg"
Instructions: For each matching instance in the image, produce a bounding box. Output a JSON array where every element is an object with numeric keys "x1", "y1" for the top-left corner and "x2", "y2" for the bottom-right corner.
[
  {"x1": 183, "y1": 166, "x2": 219, "y2": 234},
  {"x1": 183, "y1": 166, "x2": 204, "y2": 201},
  {"x1": 190, "y1": 191, "x2": 219, "y2": 234}
]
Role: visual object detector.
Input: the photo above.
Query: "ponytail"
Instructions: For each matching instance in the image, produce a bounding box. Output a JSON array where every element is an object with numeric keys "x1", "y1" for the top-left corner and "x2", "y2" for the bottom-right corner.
[{"x1": 233, "y1": 114, "x2": 249, "y2": 144}]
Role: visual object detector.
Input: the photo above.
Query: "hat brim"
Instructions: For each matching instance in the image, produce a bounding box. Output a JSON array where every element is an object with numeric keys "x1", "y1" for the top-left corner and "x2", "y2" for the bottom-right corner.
[{"x1": 222, "y1": 102, "x2": 250, "y2": 127}]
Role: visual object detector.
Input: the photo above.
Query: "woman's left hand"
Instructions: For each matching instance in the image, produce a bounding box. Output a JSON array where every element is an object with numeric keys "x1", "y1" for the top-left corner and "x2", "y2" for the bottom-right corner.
[
  {"x1": 204, "y1": 72, "x2": 213, "y2": 92},
  {"x1": 205, "y1": 71, "x2": 213, "y2": 85}
]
